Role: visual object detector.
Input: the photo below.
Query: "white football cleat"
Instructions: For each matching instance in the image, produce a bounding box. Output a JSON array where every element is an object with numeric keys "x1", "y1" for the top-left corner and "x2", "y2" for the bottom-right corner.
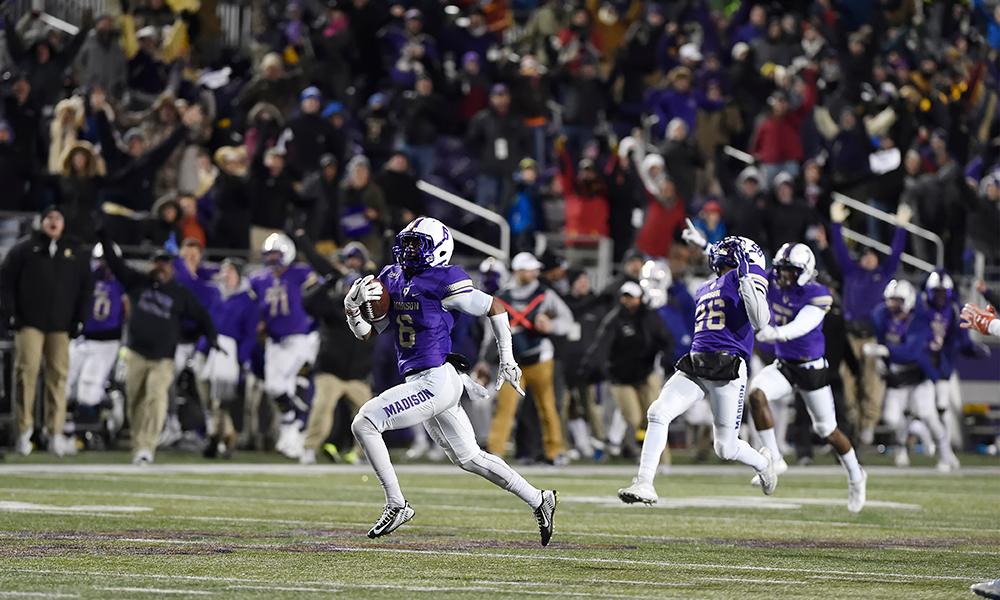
[
  {"x1": 16, "y1": 431, "x2": 32, "y2": 456},
  {"x1": 755, "y1": 447, "x2": 777, "y2": 495},
  {"x1": 367, "y1": 502, "x2": 414, "y2": 539},
  {"x1": 847, "y1": 469, "x2": 867, "y2": 513},
  {"x1": 132, "y1": 449, "x2": 154, "y2": 466},
  {"x1": 894, "y1": 447, "x2": 910, "y2": 467},
  {"x1": 534, "y1": 490, "x2": 558, "y2": 547},
  {"x1": 618, "y1": 478, "x2": 658, "y2": 505},
  {"x1": 936, "y1": 453, "x2": 960, "y2": 473},
  {"x1": 299, "y1": 448, "x2": 316, "y2": 465},
  {"x1": 971, "y1": 579, "x2": 1000, "y2": 599},
  {"x1": 750, "y1": 456, "x2": 788, "y2": 487}
]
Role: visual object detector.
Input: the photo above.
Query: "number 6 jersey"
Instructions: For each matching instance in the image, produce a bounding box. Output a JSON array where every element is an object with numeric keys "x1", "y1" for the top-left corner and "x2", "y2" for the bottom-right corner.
[
  {"x1": 689, "y1": 265, "x2": 769, "y2": 361},
  {"x1": 379, "y1": 263, "x2": 475, "y2": 375}
]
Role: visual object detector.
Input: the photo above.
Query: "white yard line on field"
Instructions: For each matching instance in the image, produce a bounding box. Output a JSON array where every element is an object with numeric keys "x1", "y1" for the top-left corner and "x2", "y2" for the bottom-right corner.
[
  {"x1": 0, "y1": 593, "x2": 79, "y2": 599},
  {"x1": 96, "y1": 587, "x2": 214, "y2": 595}
]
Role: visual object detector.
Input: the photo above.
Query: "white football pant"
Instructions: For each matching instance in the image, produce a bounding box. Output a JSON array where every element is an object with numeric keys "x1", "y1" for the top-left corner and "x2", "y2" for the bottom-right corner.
[
  {"x1": 749, "y1": 358, "x2": 838, "y2": 439},
  {"x1": 263, "y1": 331, "x2": 320, "y2": 398},
  {"x1": 66, "y1": 338, "x2": 120, "y2": 407},
  {"x1": 882, "y1": 379, "x2": 955, "y2": 461}
]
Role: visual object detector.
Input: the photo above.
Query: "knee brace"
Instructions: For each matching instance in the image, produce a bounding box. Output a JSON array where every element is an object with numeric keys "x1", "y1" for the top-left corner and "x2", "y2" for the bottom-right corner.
[
  {"x1": 812, "y1": 420, "x2": 836, "y2": 439},
  {"x1": 713, "y1": 436, "x2": 739, "y2": 461}
]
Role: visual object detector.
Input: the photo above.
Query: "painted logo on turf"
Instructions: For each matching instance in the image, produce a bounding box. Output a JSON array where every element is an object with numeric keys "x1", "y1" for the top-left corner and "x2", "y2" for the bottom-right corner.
[{"x1": 383, "y1": 389, "x2": 435, "y2": 418}]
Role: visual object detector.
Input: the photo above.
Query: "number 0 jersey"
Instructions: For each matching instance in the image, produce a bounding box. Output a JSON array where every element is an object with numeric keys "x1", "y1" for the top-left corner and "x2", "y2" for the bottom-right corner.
[
  {"x1": 83, "y1": 274, "x2": 126, "y2": 340},
  {"x1": 689, "y1": 265, "x2": 768, "y2": 361},
  {"x1": 379, "y1": 263, "x2": 475, "y2": 375},
  {"x1": 767, "y1": 273, "x2": 833, "y2": 362}
]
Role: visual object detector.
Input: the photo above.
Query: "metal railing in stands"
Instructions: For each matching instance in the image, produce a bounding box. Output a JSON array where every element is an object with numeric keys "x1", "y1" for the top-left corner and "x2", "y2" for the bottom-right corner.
[
  {"x1": 541, "y1": 233, "x2": 614, "y2": 292},
  {"x1": 832, "y1": 192, "x2": 945, "y2": 270},
  {"x1": 416, "y1": 179, "x2": 510, "y2": 262}
]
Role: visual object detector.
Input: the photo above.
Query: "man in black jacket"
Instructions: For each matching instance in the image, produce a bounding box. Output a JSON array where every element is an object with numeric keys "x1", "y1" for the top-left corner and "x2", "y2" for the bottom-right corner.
[
  {"x1": 294, "y1": 234, "x2": 373, "y2": 465},
  {"x1": 466, "y1": 84, "x2": 527, "y2": 210},
  {"x1": 97, "y1": 229, "x2": 217, "y2": 465},
  {"x1": 583, "y1": 281, "x2": 673, "y2": 458},
  {"x1": 0, "y1": 207, "x2": 91, "y2": 457}
]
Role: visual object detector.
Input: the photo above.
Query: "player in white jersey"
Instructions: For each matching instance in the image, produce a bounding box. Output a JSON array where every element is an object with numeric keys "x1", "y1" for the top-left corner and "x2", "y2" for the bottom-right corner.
[{"x1": 345, "y1": 217, "x2": 557, "y2": 544}]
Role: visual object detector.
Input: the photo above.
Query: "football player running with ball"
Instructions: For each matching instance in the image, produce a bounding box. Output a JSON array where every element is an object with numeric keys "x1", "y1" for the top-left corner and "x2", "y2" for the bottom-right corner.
[
  {"x1": 344, "y1": 217, "x2": 557, "y2": 544},
  {"x1": 619, "y1": 222, "x2": 777, "y2": 505},
  {"x1": 747, "y1": 243, "x2": 867, "y2": 513}
]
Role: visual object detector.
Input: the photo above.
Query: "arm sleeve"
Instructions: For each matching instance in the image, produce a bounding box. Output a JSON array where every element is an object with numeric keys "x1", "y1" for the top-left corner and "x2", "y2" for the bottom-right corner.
[
  {"x1": 582, "y1": 309, "x2": 617, "y2": 371},
  {"x1": 542, "y1": 290, "x2": 575, "y2": 336},
  {"x1": 829, "y1": 224, "x2": 857, "y2": 277},
  {"x1": 302, "y1": 275, "x2": 341, "y2": 319},
  {"x1": 881, "y1": 226, "x2": 908, "y2": 277},
  {"x1": 773, "y1": 305, "x2": 827, "y2": 341},
  {"x1": 738, "y1": 270, "x2": 770, "y2": 331},
  {"x1": 442, "y1": 288, "x2": 493, "y2": 317},
  {"x1": 989, "y1": 319, "x2": 1000, "y2": 338},
  {"x1": 294, "y1": 232, "x2": 337, "y2": 277},
  {"x1": 181, "y1": 288, "x2": 218, "y2": 344}
]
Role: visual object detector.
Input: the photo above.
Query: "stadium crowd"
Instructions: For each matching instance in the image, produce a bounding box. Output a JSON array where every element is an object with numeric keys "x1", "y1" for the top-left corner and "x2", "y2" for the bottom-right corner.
[{"x1": 0, "y1": 0, "x2": 998, "y2": 464}]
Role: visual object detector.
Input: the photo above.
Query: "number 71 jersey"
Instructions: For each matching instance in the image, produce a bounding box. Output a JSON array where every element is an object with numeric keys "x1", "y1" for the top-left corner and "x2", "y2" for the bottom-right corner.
[
  {"x1": 379, "y1": 263, "x2": 476, "y2": 375},
  {"x1": 690, "y1": 266, "x2": 768, "y2": 361}
]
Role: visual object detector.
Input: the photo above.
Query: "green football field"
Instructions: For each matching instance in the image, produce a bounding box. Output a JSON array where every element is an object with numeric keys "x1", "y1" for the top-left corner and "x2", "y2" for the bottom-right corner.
[{"x1": 0, "y1": 452, "x2": 998, "y2": 599}]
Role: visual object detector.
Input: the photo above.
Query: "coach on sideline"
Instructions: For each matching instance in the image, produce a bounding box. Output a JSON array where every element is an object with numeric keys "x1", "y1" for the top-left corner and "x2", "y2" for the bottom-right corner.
[
  {"x1": 97, "y1": 227, "x2": 218, "y2": 465},
  {"x1": 0, "y1": 206, "x2": 91, "y2": 457}
]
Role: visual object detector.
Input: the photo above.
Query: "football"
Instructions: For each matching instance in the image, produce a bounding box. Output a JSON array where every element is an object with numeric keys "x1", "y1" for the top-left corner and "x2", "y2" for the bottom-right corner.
[{"x1": 361, "y1": 280, "x2": 390, "y2": 322}]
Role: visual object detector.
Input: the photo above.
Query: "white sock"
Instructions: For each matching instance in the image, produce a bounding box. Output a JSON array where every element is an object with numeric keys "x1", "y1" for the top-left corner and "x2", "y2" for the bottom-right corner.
[
  {"x1": 637, "y1": 420, "x2": 669, "y2": 484},
  {"x1": 838, "y1": 448, "x2": 863, "y2": 482},
  {"x1": 731, "y1": 438, "x2": 769, "y2": 471},
  {"x1": 758, "y1": 428, "x2": 781, "y2": 459},
  {"x1": 353, "y1": 418, "x2": 405, "y2": 507},
  {"x1": 568, "y1": 418, "x2": 594, "y2": 457},
  {"x1": 463, "y1": 451, "x2": 543, "y2": 508}
]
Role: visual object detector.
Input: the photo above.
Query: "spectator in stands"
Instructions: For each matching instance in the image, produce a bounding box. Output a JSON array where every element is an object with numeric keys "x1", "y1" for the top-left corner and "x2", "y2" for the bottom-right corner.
[
  {"x1": 762, "y1": 171, "x2": 817, "y2": 254},
  {"x1": 400, "y1": 75, "x2": 446, "y2": 179},
  {"x1": 282, "y1": 87, "x2": 339, "y2": 179},
  {"x1": 1, "y1": 207, "x2": 91, "y2": 457},
  {"x1": 751, "y1": 69, "x2": 817, "y2": 186},
  {"x1": 560, "y1": 269, "x2": 607, "y2": 461},
  {"x1": 97, "y1": 226, "x2": 217, "y2": 465},
  {"x1": 236, "y1": 52, "x2": 303, "y2": 116},
  {"x1": 248, "y1": 147, "x2": 298, "y2": 258},
  {"x1": 690, "y1": 200, "x2": 726, "y2": 247},
  {"x1": 377, "y1": 152, "x2": 422, "y2": 234},
  {"x1": 299, "y1": 153, "x2": 340, "y2": 243},
  {"x1": 359, "y1": 92, "x2": 396, "y2": 168},
  {"x1": 73, "y1": 14, "x2": 127, "y2": 97},
  {"x1": 466, "y1": 84, "x2": 527, "y2": 210},
  {"x1": 177, "y1": 194, "x2": 206, "y2": 249},
  {"x1": 3, "y1": 74, "x2": 41, "y2": 178},
  {"x1": 554, "y1": 136, "x2": 609, "y2": 243},
  {"x1": 0, "y1": 119, "x2": 29, "y2": 214},
  {"x1": 660, "y1": 118, "x2": 702, "y2": 210},
  {"x1": 451, "y1": 51, "x2": 491, "y2": 130},
  {"x1": 209, "y1": 146, "x2": 249, "y2": 250},
  {"x1": 339, "y1": 155, "x2": 387, "y2": 264}
]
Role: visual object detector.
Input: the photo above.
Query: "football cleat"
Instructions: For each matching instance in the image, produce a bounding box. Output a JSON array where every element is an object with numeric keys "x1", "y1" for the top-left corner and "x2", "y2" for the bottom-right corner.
[
  {"x1": 533, "y1": 490, "x2": 558, "y2": 547},
  {"x1": 847, "y1": 469, "x2": 867, "y2": 513},
  {"x1": 750, "y1": 457, "x2": 788, "y2": 487},
  {"x1": 132, "y1": 449, "x2": 153, "y2": 466},
  {"x1": 971, "y1": 579, "x2": 1000, "y2": 599},
  {"x1": 367, "y1": 502, "x2": 414, "y2": 539},
  {"x1": 936, "y1": 453, "x2": 960, "y2": 473},
  {"x1": 618, "y1": 478, "x2": 658, "y2": 505},
  {"x1": 299, "y1": 448, "x2": 316, "y2": 465},
  {"x1": 16, "y1": 432, "x2": 32, "y2": 456},
  {"x1": 894, "y1": 447, "x2": 910, "y2": 467},
  {"x1": 755, "y1": 447, "x2": 777, "y2": 495}
]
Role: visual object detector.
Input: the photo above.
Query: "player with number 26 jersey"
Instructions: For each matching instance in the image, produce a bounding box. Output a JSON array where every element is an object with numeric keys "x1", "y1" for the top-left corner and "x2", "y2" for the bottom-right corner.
[{"x1": 619, "y1": 222, "x2": 778, "y2": 506}]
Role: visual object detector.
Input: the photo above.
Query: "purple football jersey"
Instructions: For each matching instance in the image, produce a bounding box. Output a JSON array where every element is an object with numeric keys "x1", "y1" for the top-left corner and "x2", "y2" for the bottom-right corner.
[
  {"x1": 379, "y1": 263, "x2": 475, "y2": 375},
  {"x1": 83, "y1": 274, "x2": 126, "y2": 337},
  {"x1": 924, "y1": 304, "x2": 952, "y2": 353},
  {"x1": 250, "y1": 264, "x2": 316, "y2": 340},
  {"x1": 884, "y1": 314, "x2": 909, "y2": 347},
  {"x1": 689, "y1": 265, "x2": 768, "y2": 361},
  {"x1": 768, "y1": 274, "x2": 833, "y2": 362}
]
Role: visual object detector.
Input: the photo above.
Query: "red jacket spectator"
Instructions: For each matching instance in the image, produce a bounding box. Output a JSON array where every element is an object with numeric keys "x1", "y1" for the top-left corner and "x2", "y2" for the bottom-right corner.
[
  {"x1": 751, "y1": 69, "x2": 817, "y2": 164},
  {"x1": 556, "y1": 145, "x2": 609, "y2": 241}
]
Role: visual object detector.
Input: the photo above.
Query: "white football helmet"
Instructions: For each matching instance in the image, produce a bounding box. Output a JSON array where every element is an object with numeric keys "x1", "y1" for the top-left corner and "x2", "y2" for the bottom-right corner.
[
  {"x1": 709, "y1": 236, "x2": 766, "y2": 275},
  {"x1": 639, "y1": 259, "x2": 672, "y2": 309},
  {"x1": 262, "y1": 232, "x2": 296, "y2": 267},
  {"x1": 393, "y1": 217, "x2": 454, "y2": 270},
  {"x1": 478, "y1": 256, "x2": 508, "y2": 294},
  {"x1": 884, "y1": 279, "x2": 917, "y2": 313},
  {"x1": 91, "y1": 242, "x2": 122, "y2": 260},
  {"x1": 773, "y1": 242, "x2": 816, "y2": 286}
]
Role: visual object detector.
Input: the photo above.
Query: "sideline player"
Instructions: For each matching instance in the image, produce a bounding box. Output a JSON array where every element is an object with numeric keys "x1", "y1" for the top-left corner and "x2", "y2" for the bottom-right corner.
[
  {"x1": 618, "y1": 223, "x2": 777, "y2": 504},
  {"x1": 865, "y1": 280, "x2": 960, "y2": 472},
  {"x1": 747, "y1": 243, "x2": 867, "y2": 512},
  {"x1": 250, "y1": 233, "x2": 319, "y2": 459},
  {"x1": 345, "y1": 217, "x2": 557, "y2": 544}
]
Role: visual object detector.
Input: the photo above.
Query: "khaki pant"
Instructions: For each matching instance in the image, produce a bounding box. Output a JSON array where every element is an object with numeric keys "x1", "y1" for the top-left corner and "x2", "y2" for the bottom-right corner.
[
  {"x1": 249, "y1": 226, "x2": 282, "y2": 261},
  {"x1": 610, "y1": 372, "x2": 662, "y2": 430},
  {"x1": 14, "y1": 327, "x2": 70, "y2": 436},
  {"x1": 304, "y1": 373, "x2": 370, "y2": 450},
  {"x1": 841, "y1": 333, "x2": 886, "y2": 432},
  {"x1": 123, "y1": 348, "x2": 174, "y2": 455},
  {"x1": 612, "y1": 372, "x2": 669, "y2": 464},
  {"x1": 488, "y1": 359, "x2": 564, "y2": 460}
]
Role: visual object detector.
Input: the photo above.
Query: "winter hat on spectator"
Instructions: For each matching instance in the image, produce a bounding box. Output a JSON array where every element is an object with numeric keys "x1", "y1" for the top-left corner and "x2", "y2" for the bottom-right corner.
[
  {"x1": 368, "y1": 92, "x2": 388, "y2": 108},
  {"x1": 123, "y1": 128, "x2": 145, "y2": 145},
  {"x1": 679, "y1": 43, "x2": 702, "y2": 63},
  {"x1": 248, "y1": 102, "x2": 284, "y2": 126},
  {"x1": 346, "y1": 154, "x2": 370, "y2": 175},
  {"x1": 701, "y1": 200, "x2": 723, "y2": 216},
  {"x1": 260, "y1": 52, "x2": 283, "y2": 72},
  {"x1": 732, "y1": 42, "x2": 750, "y2": 61},
  {"x1": 220, "y1": 257, "x2": 245, "y2": 277},
  {"x1": 620, "y1": 281, "x2": 643, "y2": 298},
  {"x1": 737, "y1": 166, "x2": 761, "y2": 185},
  {"x1": 137, "y1": 26, "x2": 158, "y2": 40},
  {"x1": 566, "y1": 268, "x2": 587, "y2": 290},
  {"x1": 339, "y1": 241, "x2": 370, "y2": 264},
  {"x1": 319, "y1": 153, "x2": 338, "y2": 168},
  {"x1": 490, "y1": 83, "x2": 509, "y2": 96},
  {"x1": 322, "y1": 101, "x2": 344, "y2": 118},
  {"x1": 773, "y1": 171, "x2": 795, "y2": 189},
  {"x1": 404, "y1": 8, "x2": 422, "y2": 21},
  {"x1": 40, "y1": 205, "x2": 64, "y2": 220},
  {"x1": 540, "y1": 250, "x2": 567, "y2": 272},
  {"x1": 462, "y1": 51, "x2": 480, "y2": 65},
  {"x1": 511, "y1": 252, "x2": 542, "y2": 272},
  {"x1": 518, "y1": 158, "x2": 537, "y2": 171},
  {"x1": 300, "y1": 86, "x2": 322, "y2": 102}
]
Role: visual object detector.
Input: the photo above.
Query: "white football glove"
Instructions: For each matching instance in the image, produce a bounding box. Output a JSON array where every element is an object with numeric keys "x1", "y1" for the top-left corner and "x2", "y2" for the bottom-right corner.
[
  {"x1": 862, "y1": 342, "x2": 890, "y2": 358},
  {"x1": 830, "y1": 201, "x2": 850, "y2": 224},
  {"x1": 344, "y1": 275, "x2": 381, "y2": 313},
  {"x1": 756, "y1": 325, "x2": 782, "y2": 343},
  {"x1": 681, "y1": 218, "x2": 708, "y2": 250},
  {"x1": 496, "y1": 360, "x2": 525, "y2": 396}
]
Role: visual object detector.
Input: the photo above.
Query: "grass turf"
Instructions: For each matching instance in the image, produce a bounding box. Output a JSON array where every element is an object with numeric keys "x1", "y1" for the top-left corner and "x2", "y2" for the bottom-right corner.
[{"x1": 0, "y1": 452, "x2": 997, "y2": 599}]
